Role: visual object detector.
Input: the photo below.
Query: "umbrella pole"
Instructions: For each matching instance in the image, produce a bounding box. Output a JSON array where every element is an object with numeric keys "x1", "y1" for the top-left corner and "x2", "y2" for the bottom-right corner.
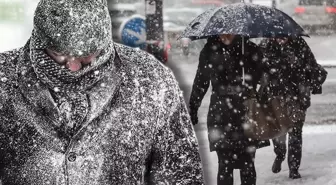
[{"x1": 242, "y1": 37, "x2": 245, "y2": 85}]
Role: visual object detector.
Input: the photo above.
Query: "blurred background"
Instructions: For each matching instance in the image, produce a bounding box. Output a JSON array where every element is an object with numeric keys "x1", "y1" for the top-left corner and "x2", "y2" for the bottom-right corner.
[{"x1": 2, "y1": 0, "x2": 336, "y2": 184}]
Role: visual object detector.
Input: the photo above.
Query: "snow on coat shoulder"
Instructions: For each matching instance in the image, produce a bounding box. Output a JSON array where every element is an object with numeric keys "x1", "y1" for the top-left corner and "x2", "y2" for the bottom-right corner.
[
  {"x1": 0, "y1": 49, "x2": 20, "y2": 105},
  {"x1": 114, "y1": 43, "x2": 186, "y2": 122},
  {"x1": 115, "y1": 44, "x2": 204, "y2": 183}
]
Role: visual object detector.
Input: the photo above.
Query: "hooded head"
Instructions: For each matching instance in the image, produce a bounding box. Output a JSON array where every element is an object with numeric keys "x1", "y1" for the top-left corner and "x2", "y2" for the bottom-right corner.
[
  {"x1": 28, "y1": 0, "x2": 115, "y2": 92},
  {"x1": 32, "y1": 0, "x2": 112, "y2": 57}
]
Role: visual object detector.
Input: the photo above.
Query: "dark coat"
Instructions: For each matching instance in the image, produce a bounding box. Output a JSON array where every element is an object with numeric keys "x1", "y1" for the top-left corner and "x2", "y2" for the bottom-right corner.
[
  {"x1": 0, "y1": 43, "x2": 204, "y2": 185},
  {"x1": 260, "y1": 37, "x2": 328, "y2": 110},
  {"x1": 189, "y1": 36, "x2": 269, "y2": 152}
]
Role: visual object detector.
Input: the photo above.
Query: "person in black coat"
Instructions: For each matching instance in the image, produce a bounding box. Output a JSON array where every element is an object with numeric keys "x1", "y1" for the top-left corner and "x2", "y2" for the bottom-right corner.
[
  {"x1": 189, "y1": 34, "x2": 269, "y2": 185},
  {"x1": 260, "y1": 37, "x2": 327, "y2": 179}
]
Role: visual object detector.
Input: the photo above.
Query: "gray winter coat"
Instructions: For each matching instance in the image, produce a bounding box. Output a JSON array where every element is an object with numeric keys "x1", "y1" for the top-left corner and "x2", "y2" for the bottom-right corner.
[{"x1": 0, "y1": 43, "x2": 204, "y2": 185}]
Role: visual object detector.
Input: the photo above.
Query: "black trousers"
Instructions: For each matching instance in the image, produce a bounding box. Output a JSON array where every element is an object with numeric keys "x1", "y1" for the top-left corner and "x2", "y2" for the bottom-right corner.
[
  {"x1": 272, "y1": 120, "x2": 304, "y2": 172},
  {"x1": 216, "y1": 149, "x2": 256, "y2": 185}
]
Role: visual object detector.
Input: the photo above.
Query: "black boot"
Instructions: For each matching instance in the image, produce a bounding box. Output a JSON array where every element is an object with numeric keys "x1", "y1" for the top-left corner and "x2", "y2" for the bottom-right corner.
[
  {"x1": 272, "y1": 135, "x2": 287, "y2": 173},
  {"x1": 272, "y1": 157, "x2": 283, "y2": 173},
  {"x1": 289, "y1": 170, "x2": 301, "y2": 179}
]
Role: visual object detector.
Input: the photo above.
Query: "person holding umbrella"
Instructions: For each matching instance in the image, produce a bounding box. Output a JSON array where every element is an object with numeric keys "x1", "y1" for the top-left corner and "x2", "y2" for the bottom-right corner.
[
  {"x1": 259, "y1": 36, "x2": 328, "y2": 179},
  {"x1": 180, "y1": 3, "x2": 308, "y2": 184},
  {"x1": 189, "y1": 33, "x2": 269, "y2": 184}
]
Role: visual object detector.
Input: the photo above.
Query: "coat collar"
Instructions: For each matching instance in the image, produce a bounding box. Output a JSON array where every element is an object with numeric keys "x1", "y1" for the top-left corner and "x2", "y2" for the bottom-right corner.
[{"x1": 16, "y1": 40, "x2": 123, "y2": 140}]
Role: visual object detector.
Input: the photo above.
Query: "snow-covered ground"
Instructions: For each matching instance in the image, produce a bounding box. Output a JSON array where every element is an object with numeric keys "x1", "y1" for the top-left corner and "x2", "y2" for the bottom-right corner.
[
  {"x1": 3, "y1": 21, "x2": 336, "y2": 184},
  {"x1": 196, "y1": 125, "x2": 336, "y2": 185}
]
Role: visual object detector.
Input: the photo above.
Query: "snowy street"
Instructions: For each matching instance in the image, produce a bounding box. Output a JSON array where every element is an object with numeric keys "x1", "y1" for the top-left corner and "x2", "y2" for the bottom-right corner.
[
  {"x1": 2, "y1": 21, "x2": 336, "y2": 184},
  {"x1": 196, "y1": 125, "x2": 336, "y2": 185}
]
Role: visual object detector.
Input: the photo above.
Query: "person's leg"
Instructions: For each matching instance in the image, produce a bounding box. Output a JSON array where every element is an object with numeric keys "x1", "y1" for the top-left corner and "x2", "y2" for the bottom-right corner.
[
  {"x1": 240, "y1": 151, "x2": 256, "y2": 185},
  {"x1": 271, "y1": 134, "x2": 287, "y2": 173},
  {"x1": 216, "y1": 151, "x2": 234, "y2": 185},
  {"x1": 288, "y1": 120, "x2": 304, "y2": 179}
]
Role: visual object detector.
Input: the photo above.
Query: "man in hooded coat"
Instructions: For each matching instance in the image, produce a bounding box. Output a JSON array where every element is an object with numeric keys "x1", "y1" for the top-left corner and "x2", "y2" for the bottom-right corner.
[
  {"x1": 0, "y1": 0, "x2": 204, "y2": 184},
  {"x1": 260, "y1": 37, "x2": 327, "y2": 179}
]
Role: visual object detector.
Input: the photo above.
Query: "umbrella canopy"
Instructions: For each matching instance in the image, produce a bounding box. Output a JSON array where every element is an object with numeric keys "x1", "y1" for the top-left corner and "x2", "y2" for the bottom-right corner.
[{"x1": 180, "y1": 3, "x2": 308, "y2": 40}]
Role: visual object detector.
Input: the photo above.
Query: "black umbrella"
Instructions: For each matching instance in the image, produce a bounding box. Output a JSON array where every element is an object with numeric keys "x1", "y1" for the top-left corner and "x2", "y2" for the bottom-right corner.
[{"x1": 180, "y1": 3, "x2": 308, "y2": 40}]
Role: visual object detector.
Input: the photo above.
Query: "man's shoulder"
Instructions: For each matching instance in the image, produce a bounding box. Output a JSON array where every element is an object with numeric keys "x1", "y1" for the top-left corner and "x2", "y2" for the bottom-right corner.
[
  {"x1": 114, "y1": 43, "x2": 179, "y2": 93},
  {"x1": 114, "y1": 43, "x2": 172, "y2": 78},
  {"x1": 0, "y1": 48, "x2": 21, "y2": 91},
  {"x1": 0, "y1": 48, "x2": 20, "y2": 69}
]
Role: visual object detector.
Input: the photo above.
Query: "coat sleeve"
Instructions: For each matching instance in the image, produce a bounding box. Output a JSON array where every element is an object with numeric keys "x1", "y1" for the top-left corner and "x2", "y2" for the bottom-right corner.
[
  {"x1": 300, "y1": 39, "x2": 328, "y2": 94},
  {"x1": 147, "y1": 82, "x2": 204, "y2": 184},
  {"x1": 189, "y1": 48, "x2": 210, "y2": 113}
]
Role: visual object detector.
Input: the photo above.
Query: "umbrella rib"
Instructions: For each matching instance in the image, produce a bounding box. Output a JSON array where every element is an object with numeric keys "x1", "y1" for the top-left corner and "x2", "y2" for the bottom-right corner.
[{"x1": 200, "y1": 6, "x2": 224, "y2": 38}]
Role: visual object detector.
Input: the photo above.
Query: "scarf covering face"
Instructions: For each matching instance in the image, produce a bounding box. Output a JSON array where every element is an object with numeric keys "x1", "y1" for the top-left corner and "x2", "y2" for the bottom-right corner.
[{"x1": 29, "y1": 0, "x2": 115, "y2": 134}]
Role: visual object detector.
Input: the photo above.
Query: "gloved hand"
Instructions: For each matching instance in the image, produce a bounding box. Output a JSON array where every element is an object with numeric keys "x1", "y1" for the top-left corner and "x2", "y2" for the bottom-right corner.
[
  {"x1": 312, "y1": 86, "x2": 322, "y2": 94},
  {"x1": 190, "y1": 111, "x2": 198, "y2": 125},
  {"x1": 300, "y1": 96, "x2": 311, "y2": 110}
]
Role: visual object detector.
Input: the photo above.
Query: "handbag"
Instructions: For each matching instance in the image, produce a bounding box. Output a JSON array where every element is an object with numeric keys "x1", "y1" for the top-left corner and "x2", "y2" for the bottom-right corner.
[
  {"x1": 243, "y1": 95, "x2": 294, "y2": 140},
  {"x1": 243, "y1": 73, "x2": 296, "y2": 140}
]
